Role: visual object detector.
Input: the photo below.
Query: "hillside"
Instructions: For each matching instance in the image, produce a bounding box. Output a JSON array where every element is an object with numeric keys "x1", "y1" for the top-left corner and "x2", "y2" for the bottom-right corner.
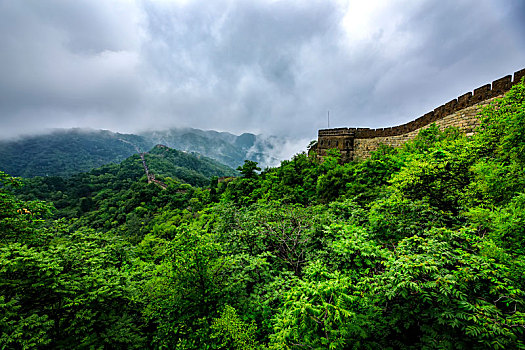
[
  {"x1": 2, "y1": 81, "x2": 524, "y2": 349},
  {"x1": 145, "y1": 144, "x2": 236, "y2": 181},
  {"x1": 0, "y1": 128, "x2": 153, "y2": 177},
  {"x1": 15, "y1": 144, "x2": 236, "y2": 223},
  {"x1": 139, "y1": 128, "x2": 280, "y2": 168},
  {"x1": 0, "y1": 127, "x2": 281, "y2": 178}
]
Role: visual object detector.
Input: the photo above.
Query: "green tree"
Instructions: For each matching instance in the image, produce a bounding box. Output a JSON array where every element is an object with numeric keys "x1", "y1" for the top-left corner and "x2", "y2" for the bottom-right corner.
[{"x1": 237, "y1": 160, "x2": 261, "y2": 179}]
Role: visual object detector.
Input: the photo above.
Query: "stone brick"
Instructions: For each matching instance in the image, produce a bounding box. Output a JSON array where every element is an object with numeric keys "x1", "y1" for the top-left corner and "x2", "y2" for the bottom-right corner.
[
  {"x1": 514, "y1": 68, "x2": 525, "y2": 85},
  {"x1": 457, "y1": 92, "x2": 472, "y2": 108},
  {"x1": 444, "y1": 99, "x2": 458, "y2": 114},
  {"x1": 473, "y1": 84, "x2": 491, "y2": 102},
  {"x1": 492, "y1": 75, "x2": 512, "y2": 95},
  {"x1": 314, "y1": 68, "x2": 522, "y2": 160}
]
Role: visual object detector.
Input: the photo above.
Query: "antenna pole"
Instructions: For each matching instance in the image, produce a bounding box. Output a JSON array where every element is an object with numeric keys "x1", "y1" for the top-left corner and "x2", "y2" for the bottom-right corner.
[{"x1": 328, "y1": 110, "x2": 330, "y2": 128}]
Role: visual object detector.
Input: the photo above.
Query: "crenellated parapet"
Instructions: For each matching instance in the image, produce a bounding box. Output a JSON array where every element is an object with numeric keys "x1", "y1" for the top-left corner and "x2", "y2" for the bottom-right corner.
[{"x1": 313, "y1": 68, "x2": 525, "y2": 161}]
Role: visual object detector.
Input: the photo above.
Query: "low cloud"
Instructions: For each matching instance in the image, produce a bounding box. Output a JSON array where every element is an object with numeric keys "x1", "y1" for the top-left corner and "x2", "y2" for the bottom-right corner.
[{"x1": 0, "y1": 0, "x2": 524, "y2": 142}]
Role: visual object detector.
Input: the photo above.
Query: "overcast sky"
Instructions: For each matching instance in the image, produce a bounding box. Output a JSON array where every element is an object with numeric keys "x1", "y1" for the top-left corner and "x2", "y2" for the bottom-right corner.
[{"x1": 0, "y1": 0, "x2": 524, "y2": 141}]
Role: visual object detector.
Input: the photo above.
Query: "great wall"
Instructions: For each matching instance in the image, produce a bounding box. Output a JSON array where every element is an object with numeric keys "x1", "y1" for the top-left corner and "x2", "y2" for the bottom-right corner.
[
  {"x1": 118, "y1": 138, "x2": 168, "y2": 189},
  {"x1": 311, "y1": 68, "x2": 525, "y2": 161}
]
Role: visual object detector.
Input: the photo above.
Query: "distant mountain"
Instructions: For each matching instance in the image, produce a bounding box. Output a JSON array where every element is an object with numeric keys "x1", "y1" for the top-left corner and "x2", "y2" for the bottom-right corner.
[
  {"x1": 0, "y1": 127, "x2": 304, "y2": 178},
  {"x1": 143, "y1": 144, "x2": 237, "y2": 186},
  {"x1": 138, "y1": 128, "x2": 281, "y2": 169},
  {"x1": 0, "y1": 129, "x2": 152, "y2": 178}
]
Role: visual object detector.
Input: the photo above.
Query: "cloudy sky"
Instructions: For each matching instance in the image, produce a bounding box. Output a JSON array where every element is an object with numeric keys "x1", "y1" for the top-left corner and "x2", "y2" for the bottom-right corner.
[{"x1": 0, "y1": 0, "x2": 524, "y2": 141}]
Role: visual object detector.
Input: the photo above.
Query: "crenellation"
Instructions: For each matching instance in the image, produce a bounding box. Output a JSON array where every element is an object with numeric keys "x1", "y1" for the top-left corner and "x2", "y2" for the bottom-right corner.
[
  {"x1": 492, "y1": 75, "x2": 512, "y2": 94},
  {"x1": 422, "y1": 112, "x2": 434, "y2": 126},
  {"x1": 514, "y1": 68, "x2": 525, "y2": 85},
  {"x1": 312, "y1": 68, "x2": 524, "y2": 161},
  {"x1": 444, "y1": 99, "x2": 458, "y2": 115},
  {"x1": 457, "y1": 92, "x2": 472, "y2": 108},
  {"x1": 433, "y1": 105, "x2": 445, "y2": 120},
  {"x1": 473, "y1": 84, "x2": 491, "y2": 102}
]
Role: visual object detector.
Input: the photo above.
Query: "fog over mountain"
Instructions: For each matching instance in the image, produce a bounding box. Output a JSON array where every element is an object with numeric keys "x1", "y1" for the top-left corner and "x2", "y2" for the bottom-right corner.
[
  {"x1": 140, "y1": 127, "x2": 310, "y2": 168},
  {"x1": 0, "y1": 0, "x2": 524, "y2": 154},
  {"x1": 0, "y1": 127, "x2": 307, "y2": 177}
]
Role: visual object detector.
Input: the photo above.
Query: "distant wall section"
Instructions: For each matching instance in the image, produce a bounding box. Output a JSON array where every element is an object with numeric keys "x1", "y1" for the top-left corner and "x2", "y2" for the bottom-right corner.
[{"x1": 313, "y1": 68, "x2": 525, "y2": 161}]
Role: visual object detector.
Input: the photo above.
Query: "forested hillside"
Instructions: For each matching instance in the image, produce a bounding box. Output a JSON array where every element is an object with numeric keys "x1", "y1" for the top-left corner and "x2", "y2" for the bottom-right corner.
[
  {"x1": 14, "y1": 144, "x2": 236, "y2": 232},
  {"x1": 145, "y1": 144, "x2": 237, "y2": 182},
  {"x1": 139, "y1": 128, "x2": 281, "y2": 169},
  {"x1": 1, "y1": 81, "x2": 525, "y2": 349},
  {"x1": 0, "y1": 127, "x2": 282, "y2": 178},
  {"x1": 0, "y1": 129, "x2": 151, "y2": 177}
]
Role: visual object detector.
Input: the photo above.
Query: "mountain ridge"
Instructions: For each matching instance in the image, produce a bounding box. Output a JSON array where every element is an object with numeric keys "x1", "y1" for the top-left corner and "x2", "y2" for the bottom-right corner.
[{"x1": 0, "y1": 127, "x2": 288, "y2": 178}]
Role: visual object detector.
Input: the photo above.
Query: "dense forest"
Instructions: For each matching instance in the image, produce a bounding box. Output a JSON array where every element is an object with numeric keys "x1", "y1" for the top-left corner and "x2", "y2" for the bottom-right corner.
[
  {"x1": 0, "y1": 129, "x2": 151, "y2": 178},
  {"x1": 0, "y1": 127, "x2": 279, "y2": 178},
  {"x1": 1, "y1": 81, "x2": 525, "y2": 349}
]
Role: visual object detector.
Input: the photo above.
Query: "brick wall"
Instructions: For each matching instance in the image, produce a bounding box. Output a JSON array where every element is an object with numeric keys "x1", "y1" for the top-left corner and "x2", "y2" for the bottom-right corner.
[{"x1": 313, "y1": 68, "x2": 525, "y2": 160}]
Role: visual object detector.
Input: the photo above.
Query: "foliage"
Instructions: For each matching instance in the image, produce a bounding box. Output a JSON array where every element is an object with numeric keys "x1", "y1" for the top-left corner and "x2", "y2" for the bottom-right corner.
[
  {"x1": 237, "y1": 160, "x2": 261, "y2": 179},
  {"x1": 1, "y1": 80, "x2": 525, "y2": 348},
  {"x1": 211, "y1": 305, "x2": 261, "y2": 350},
  {"x1": 0, "y1": 129, "x2": 152, "y2": 178},
  {"x1": 365, "y1": 229, "x2": 525, "y2": 349}
]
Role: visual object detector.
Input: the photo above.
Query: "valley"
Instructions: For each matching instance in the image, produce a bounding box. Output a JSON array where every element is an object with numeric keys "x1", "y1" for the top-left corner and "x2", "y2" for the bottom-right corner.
[
  {"x1": 0, "y1": 127, "x2": 295, "y2": 178},
  {"x1": 1, "y1": 81, "x2": 525, "y2": 348}
]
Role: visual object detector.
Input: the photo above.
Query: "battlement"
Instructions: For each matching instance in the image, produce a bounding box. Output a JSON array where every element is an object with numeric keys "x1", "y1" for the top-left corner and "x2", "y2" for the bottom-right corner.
[
  {"x1": 318, "y1": 128, "x2": 356, "y2": 136},
  {"x1": 313, "y1": 68, "x2": 525, "y2": 161}
]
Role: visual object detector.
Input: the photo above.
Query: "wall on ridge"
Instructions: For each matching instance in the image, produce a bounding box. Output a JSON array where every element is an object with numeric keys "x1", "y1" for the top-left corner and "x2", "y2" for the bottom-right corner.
[
  {"x1": 314, "y1": 68, "x2": 525, "y2": 161},
  {"x1": 353, "y1": 98, "x2": 492, "y2": 159}
]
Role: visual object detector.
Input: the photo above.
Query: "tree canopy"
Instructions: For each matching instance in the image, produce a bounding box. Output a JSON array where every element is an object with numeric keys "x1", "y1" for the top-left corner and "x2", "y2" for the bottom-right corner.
[{"x1": 1, "y1": 80, "x2": 525, "y2": 349}]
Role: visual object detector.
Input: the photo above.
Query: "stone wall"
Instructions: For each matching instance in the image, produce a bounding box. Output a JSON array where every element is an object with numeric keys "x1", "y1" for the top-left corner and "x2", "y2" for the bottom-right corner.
[
  {"x1": 352, "y1": 98, "x2": 493, "y2": 159},
  {"x1": 314, "y1": 68, "x2": 525, "y2": 160}
]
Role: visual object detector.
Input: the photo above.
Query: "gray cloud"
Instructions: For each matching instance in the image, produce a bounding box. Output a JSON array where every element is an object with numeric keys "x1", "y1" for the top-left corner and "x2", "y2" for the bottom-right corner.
[{"x1": 0, "y1": 0, "x2": 524, "y2": 150}]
